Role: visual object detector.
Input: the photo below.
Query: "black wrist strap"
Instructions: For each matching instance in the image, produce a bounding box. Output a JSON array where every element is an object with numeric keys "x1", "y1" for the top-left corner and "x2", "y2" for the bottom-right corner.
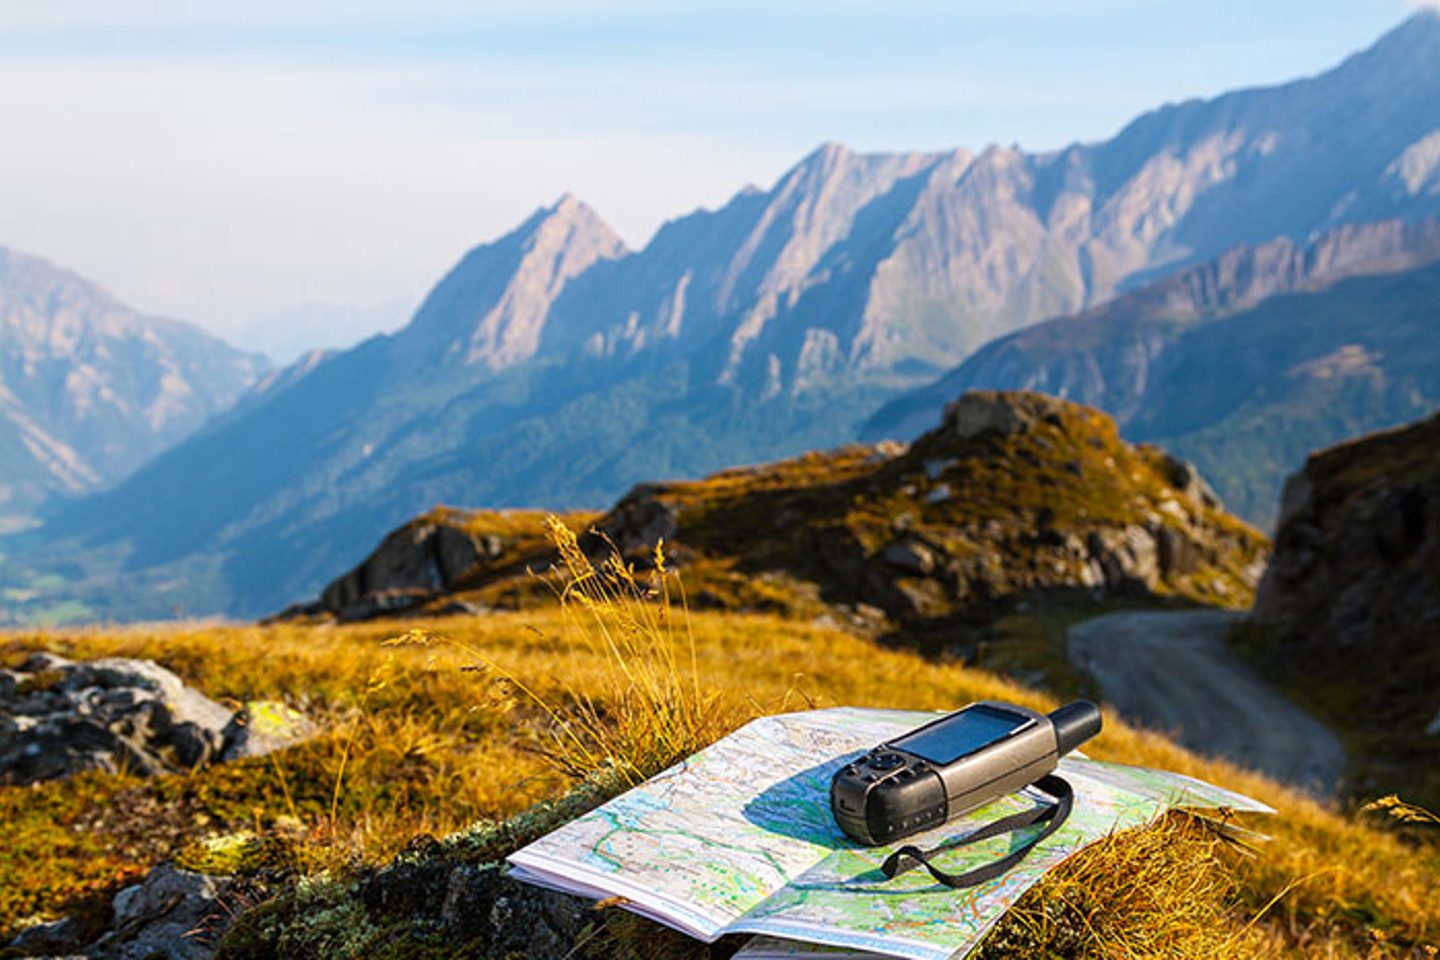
[{"x1": 880, "y1": 774, "x2": 1074, "y2": 888}]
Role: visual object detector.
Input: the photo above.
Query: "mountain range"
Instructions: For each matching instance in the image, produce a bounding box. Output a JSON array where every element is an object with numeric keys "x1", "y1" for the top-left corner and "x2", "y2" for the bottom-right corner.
[
  {"x1": 864, "y1": 216, "x2": 1440, "y2": 525},
  {"x1": 0, "y1": 247, "x2": 267, "y2": 528},
  {"x1": 12, "y1": 11, "x2": 1440, "y2": 620}
]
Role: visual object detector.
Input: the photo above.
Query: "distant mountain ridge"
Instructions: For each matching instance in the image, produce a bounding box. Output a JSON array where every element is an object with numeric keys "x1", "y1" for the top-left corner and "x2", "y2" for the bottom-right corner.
[
  {"x1": 21, "y1": 11, "x2": 1440, "y2": 619},
  {"x1": 866, "y1": 217, "x2": 1440, "y2": 525},
  {"x1": 0, "y1": 247, "x2": 267, "y2": 522}
]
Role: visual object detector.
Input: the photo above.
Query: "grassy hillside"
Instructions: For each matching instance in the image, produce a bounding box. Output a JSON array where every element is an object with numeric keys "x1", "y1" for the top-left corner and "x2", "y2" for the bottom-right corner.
[
  {"x1": 3, "y1": 585, "x2": 1437, "y2": 956},
  {"x1": 297, "y1": 393, "x2": 1268, "y2": 650}
]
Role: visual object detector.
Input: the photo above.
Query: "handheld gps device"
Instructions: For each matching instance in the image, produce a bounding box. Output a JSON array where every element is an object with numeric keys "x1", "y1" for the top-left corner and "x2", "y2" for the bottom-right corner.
[{"x1": 830, "y1": 700, "x2": 1102, "y2": 846}]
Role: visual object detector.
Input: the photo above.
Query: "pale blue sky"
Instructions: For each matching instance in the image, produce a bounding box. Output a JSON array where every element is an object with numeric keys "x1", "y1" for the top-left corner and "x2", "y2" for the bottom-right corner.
[{"x1": 0, "y1": 1, "x2": 1426, "y2": 339}]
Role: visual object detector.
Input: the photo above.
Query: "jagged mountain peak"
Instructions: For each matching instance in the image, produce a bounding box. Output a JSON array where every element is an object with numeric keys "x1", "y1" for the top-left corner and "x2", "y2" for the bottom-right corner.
[
  {"x1": 399, "y1": 193, "x2": 627, "y2": 369},
  {"x1": 543, "y1": 191, "x2": 616, "y2": 232}
]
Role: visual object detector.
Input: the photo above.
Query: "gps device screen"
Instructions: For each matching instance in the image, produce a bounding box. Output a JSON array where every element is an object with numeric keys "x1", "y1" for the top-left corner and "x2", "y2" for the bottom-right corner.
[{"x1": 891, "y1": 705, "x2": 1029, "y2": 765}]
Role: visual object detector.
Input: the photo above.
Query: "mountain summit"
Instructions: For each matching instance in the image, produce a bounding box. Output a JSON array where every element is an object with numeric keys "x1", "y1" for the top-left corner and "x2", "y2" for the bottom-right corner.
[
  {"x1": 22, "y1": 12, "x2": 1440, "y2": 619},
  {"x1": 0, "y1": 248, "x2": 266, "y2": 523},
  {"x1": 400, "y1": 195, "x2": 627, "y2": 370}
]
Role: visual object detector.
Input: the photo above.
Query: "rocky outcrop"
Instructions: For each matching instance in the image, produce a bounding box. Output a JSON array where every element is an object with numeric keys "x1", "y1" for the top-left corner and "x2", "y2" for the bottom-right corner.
[
  {"x1": 605, "y1": 392, "x2": 1263, "y2": 621},
  {"x1": 283, "y1": 508, "x2": 595, "y2": 623},
  {"x1": 316, "y1": 517, "x2": 505, "y2": 621},
  {"x1": 1251, "y1": 408, "x2": 1440, "y2": 804},
  {"x1": 0, "y1": 655, "x2": 313, "y2": 785},
  {"x1": 1254, "y1": 410, "x2": 1440, "y2": 639},
  {"x1": 10, "y1": 864, "x2": 234, "y2": 960}
]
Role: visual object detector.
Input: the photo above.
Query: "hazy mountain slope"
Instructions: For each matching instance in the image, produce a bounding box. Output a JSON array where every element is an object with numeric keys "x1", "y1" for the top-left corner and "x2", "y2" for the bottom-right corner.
[
  {"x1": 22, "y1": 12, "x2": 1440, "y2": 620},
  {"x1": 0, "y1": 247, "x2": 267, "y2": 521},
  {"x1": 865, "y1": 219, "x2": 1440, "y2": 526}
]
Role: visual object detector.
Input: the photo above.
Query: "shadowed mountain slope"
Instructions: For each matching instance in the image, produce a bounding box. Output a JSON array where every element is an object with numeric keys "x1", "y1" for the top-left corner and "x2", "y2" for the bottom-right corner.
[{"x1": 1246, "y1": 409, "x2": 1440, "y2": 807}]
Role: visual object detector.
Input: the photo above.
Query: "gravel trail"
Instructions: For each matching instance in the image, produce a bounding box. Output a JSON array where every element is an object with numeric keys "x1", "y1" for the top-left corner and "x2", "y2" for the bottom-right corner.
[{"x1": 1067, "y1": 609, "x2": 1345, "y2": 796}]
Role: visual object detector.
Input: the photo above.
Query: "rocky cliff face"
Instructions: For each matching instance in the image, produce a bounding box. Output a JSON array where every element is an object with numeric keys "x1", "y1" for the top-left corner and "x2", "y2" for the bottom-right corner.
[
  {"x1": 0, "y1": 247, "x2": 267, "y2": 519},
  {"x1": 297, "y1": 392, "x2": 1268, "y2": 637},
  {"x1": 1249, "y1": 409, "x2": 1440, "y2": 805}
]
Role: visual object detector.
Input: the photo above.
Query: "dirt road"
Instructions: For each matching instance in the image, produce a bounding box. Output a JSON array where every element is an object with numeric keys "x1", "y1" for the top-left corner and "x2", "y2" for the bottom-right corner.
[{"x1": 1067, "y1": 609, "x2": 1345, "y2": 796}]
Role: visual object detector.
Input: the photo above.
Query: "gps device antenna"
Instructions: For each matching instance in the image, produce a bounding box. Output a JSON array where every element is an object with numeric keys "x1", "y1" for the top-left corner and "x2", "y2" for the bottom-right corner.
[{"x1": 1050, "y1": 700, "x2": 1103, "y2": 756}]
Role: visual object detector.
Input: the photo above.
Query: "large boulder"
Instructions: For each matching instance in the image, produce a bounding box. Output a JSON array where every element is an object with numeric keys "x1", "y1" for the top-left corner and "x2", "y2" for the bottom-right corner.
[
  {"x1": 287, "y1": 507, "x2": 586, "y2": 623},
  {"x1": 319, "y1": 517, "x2": 505, "y2": 620}
]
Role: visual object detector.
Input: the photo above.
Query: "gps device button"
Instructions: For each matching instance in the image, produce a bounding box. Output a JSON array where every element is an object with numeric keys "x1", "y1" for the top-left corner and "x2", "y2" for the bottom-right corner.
[{"x1": 869, "y1": 753, "x2": 904, "y2": 771}]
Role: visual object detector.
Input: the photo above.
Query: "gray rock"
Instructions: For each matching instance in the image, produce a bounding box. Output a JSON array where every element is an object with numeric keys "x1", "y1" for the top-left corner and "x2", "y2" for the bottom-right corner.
[
  {"x1": 942, "y1": 392, "x2": 1038, "y2": 440},
  {"x1": 67, "y1": 659, "x2": 234, "y2": 737},
  {"x1": 18, "y1": 652, "x2": 75, "y2": 673},
  {"x1": 881, "y1": 541, "x2": 937, "y2": 575},
  {"x1": 6, "y1": 864, "x2": 233, "y2": 960},
  {"x1": 319, "y1": 517, "x2": 505, "y2": 620},
  {"x1": 100, "y1": 864, "x2": 232, "y2": 960},
  {"x1": 1084, "y1": 526, "x2": 1160, "y2": 591},
  {"x1": 1155, "y1": 524, "x2": 1198, "y2": 577},
  {"x1": 601, "y1": 485, "x2": 681, "y2": 555},
  {"x1": 219, "y1": 701, "x2": 319, "y2": 762},
  {"x1": 8, "y1": 915, "x2": 86, "y2": 955},
  {"x1": 0, "y1": 656, "x2": 307, "y2": 785},
  {"x1": 1159, "y1": 453, "x2": 1223, "y2": 510}
]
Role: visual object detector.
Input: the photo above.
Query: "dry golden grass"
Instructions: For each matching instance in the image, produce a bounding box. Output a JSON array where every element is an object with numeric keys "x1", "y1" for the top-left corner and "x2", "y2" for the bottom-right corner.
[{"x1": 3, "y1": 520, "x2": 1438, "y2": 956}]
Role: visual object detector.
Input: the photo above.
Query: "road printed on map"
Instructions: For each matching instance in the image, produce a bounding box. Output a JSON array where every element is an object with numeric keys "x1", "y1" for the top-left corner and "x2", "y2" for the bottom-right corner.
[{"x1": 507, "y1": 708, "x2": 1273, "y2": 960}]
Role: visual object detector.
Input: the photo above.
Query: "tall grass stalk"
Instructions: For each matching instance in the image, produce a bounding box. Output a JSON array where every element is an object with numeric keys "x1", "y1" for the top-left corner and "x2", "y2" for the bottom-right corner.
[{"x1": 388, "y1": 515, "x2": 734, "y2": 788}]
